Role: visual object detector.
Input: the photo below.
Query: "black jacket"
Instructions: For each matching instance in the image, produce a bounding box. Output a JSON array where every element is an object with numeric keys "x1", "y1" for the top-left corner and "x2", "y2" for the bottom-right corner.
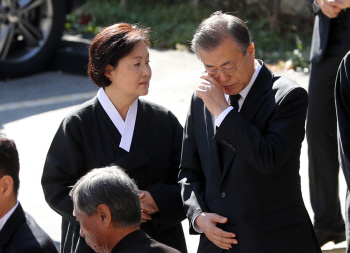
[
  {"x1": 111, "y1": 230, "x2": 180, "y2": 253},
  {"x1": 42, "y1": 97, "x2": 187, "y2": 253},
  {"x1": 179, "y1": 62, "x2": 321, "y2": 253},
  {"x1": 0, "y1": 203, "x2": 58, "y2": 253}
]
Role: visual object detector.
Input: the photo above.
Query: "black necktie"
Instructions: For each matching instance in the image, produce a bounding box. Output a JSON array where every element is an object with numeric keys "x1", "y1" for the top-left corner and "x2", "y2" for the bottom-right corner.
[{"x1": 229, "y1": 94, "x2": 241, "y2": 111}]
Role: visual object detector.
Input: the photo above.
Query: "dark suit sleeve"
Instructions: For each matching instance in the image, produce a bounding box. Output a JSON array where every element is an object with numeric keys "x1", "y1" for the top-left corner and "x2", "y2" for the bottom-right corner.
[
  {"x1": 308, "y1": 0, "x2": 321, "y2": 14},
  {"x1": 41, "y1": 116, "x2": 84, "y2": 224},
  {"x1": 178, "y1": 94, "x2": 209, "y2": 233},
  {"x1": 146, "y1": 111, "x2": 186, "y2": 231},
  {"x1": 336, "y1": 51, "x2": 350, "y2": 187},
  {"x1": 215, "y1": 86, "x2": 308, "y2": 175}
]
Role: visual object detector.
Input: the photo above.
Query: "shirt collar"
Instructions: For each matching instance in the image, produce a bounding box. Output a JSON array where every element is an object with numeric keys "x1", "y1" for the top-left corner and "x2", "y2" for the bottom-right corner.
[
  {"x1": 240, "y1": 59, "x2": 261, "y2": 99},
  {"x1": 97, "y1": 88, "x2": 138, "y2": 152},
  {"x1": 0, "y1": 201, "x2": 19, "y2": 231}
]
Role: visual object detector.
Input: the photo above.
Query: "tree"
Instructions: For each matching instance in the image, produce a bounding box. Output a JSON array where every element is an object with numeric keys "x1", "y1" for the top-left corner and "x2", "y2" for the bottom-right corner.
[{"x1": 257, "y1": 0, "x2": 282, "y2": 32}]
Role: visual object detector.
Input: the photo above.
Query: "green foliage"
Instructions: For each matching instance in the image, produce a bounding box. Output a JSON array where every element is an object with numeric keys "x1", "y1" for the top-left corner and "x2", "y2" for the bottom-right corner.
[{"x1": 66, "y1": 0, "x2": 312, "y2": 70}]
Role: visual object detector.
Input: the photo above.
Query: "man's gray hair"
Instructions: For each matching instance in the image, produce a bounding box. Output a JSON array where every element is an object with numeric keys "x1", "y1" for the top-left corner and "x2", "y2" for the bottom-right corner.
[
  {"x1": 191, "y1": 11, "x2": 251, "y2": 56},
  {"x1": 69, "y1": 166, "x2": 141, "y2": 228}
]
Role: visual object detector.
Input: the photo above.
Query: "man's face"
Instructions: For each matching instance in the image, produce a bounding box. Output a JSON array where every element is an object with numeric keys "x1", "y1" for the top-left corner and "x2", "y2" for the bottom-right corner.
[
  {"x1": 199, "y1": 38, "x2": 256, "y2": 95},
  {"x1": 73, "y1": 205, "x2": 106, "y2": 253}
]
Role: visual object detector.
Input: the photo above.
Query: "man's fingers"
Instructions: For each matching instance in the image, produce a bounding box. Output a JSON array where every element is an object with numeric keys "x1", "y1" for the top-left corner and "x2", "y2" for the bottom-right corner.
[
  {"x1": 211, "y1": 213, "x2": 229, "y2": 224},
  {"x1": 141, "y1": 210, "x2": 152, "y2": 221},
  {"x1": 208, "y1": 234, "x2": 237, "y2": 250},
  {"x1": 140, "y1": 202, "x2": 155, "y2": 214}
]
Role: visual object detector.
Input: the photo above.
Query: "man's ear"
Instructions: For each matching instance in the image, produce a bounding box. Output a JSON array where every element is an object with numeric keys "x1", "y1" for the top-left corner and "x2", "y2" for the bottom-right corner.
[
  {"x1": 104, "y1": 64, "x2": 114, "y2": 80},
  {"x1": 247, "y1": 42, "x2": 255, "y2": 58},
  {"x1": 0, "y1": 175, "x2": 14, "y2": 198},
  {"x1": 97, "y1": 204, "x2": 112, "y2": 227}
]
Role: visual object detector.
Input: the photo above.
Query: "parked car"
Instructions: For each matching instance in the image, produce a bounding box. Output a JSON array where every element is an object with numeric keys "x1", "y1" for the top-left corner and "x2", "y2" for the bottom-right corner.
[{"x1": 0, "y1": 0, "x2": 85, "y2": 78}]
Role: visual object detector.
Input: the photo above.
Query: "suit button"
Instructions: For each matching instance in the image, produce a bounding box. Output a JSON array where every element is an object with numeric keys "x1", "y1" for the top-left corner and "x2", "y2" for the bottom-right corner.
[
  {"x1": 221, "y1": 192, "x2": 226, "y2": 198},
  {"x1": 232, "y1": 146, "x2": 237, "y2": 151}
]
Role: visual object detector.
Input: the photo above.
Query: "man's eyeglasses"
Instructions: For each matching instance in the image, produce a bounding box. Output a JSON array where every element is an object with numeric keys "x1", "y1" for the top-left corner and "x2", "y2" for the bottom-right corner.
[{"x1": 204, "y1": 49, "x2": 247, "y2": 78}]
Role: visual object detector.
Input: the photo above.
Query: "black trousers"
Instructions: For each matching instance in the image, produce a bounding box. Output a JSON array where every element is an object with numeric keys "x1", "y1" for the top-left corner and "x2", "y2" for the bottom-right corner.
[{"x1": 307, "y1": 15, "x2": 350, "y2": 232}]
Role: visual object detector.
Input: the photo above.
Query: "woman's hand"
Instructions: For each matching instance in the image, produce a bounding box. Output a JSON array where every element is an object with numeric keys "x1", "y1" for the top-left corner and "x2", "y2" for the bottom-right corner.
[{"x1": 139, "y1": 190, "x2": 159, "y2": 222}]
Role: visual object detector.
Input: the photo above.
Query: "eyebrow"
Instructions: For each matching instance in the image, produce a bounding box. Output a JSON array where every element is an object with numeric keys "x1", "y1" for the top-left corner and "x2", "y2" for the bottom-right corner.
[
  {"x1": 205, "y1": 60, "x2": 232, "y2": 68},
  {"x1": 132, "y1": 54, "x2": 150, "y2": 60}
]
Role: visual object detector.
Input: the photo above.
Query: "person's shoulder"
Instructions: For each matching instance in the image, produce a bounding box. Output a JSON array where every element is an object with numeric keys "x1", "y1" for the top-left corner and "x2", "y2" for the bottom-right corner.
[
  {"x1": 59, "y1": 96, "x2": 98, "y2": 127},
  {"x1": 147, "y1": 238, "x2": 181, "y2": 253},
  {"x1": 65, "y1": 96, "x2": 98, "y2": 118},
  {"x1": 272, "y1": 74, "x2": 303, "y2": 90},
  {"x1": 343, "y1": 50, "x2": 350, "y2": 66},
  {"x1": 271, "y1": 74, "x2": 307, "y2": 99},
  {"x1": 138, "y1": 98, "x2": 178, "y2": 121},
  {"x1": 8, "y1": 211, "x2": 58, "y2": 253}
]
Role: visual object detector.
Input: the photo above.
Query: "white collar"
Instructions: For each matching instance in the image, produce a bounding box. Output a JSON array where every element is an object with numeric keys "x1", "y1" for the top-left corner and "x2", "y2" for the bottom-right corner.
[
  {"x1": 97, "y1": 88, "x2": 138, "y2": 152},
  {"x1": 225, "y1": 59, "x2": 262, "y2": 105},
  {"x1": 0, "y1": 201, "x2": 19, "y2": 231}
]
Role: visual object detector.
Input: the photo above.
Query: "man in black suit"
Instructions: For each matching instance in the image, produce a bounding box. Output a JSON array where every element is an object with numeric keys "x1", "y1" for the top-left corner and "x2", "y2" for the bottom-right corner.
[
  {"x1": 307, "y1": 0, "x2": 350, "y2": 247},
  {"x1": 69, "y1": 166, "x2": 180, "y2": 253},
  {"x1": 336, "y1": 50, "x2": 350, "y2": 252},
  {"x1": 0, "y1": 133, "x2": 58, "y2": 253},
  {"x1": 179, "y1": 12, "x2": 321, "y2": 252}
]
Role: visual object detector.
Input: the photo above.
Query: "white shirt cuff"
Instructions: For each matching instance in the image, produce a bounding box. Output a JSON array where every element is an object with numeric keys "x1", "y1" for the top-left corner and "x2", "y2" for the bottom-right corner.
[
  {"x1": 192, "y1": 213, "x2": 204, "y2": 233},
  {"x1": 215, "y1": 106, "x2": 233, "y2": 127}
]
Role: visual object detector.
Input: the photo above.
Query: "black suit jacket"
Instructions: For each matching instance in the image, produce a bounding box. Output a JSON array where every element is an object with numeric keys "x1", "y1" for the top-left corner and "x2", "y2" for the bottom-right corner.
[
  {"x1": 111, "y1": 230, "x2": 180, "y2": 253},
  {"x1": 41, "y1": 98, "x2": 187, "y2": 253},
  {"x1": 0, "y1": 203, "x2": 58, "y2": 253},
  {"x1": 336, "y1": 51, "x2": 350, "y2": 187},
  {"x1": 308, "y1": 0, "x2": 330, "y2": 63},
  {"x1": 308, "y1": 0, "x2": 350, "y2": 63},
  {"x1": 179, "y1": 62, "x2": 321, "y2": 252}
]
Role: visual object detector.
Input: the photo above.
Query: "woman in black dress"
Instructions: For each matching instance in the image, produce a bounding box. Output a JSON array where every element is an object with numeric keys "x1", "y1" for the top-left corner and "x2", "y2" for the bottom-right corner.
[{"x1": 41, "y1": 23, "x2": 187, "y2": 253}]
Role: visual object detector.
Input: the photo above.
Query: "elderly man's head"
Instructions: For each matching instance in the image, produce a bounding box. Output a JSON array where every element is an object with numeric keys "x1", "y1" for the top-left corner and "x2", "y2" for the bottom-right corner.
[
  {"x1": 0, "y1": 133, "x2": 20, "y2": 217},
  {"x1": 69, "y1": 166, "x2": 141, "y2": 253},
  {"x1": 192, "y1": 11, "x2": 256, "y2": 95}
]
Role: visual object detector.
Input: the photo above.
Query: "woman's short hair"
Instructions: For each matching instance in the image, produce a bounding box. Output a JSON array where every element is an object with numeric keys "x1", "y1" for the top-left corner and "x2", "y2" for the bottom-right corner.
[
  {"x1": 88, "y1": 23, "x2": 150, "y2": 87},
  {"x1": 69, "y1": 166, "x2": 141, "y2": 228},
  {"x1": 191, "y1": 11, "x2": 251, "y2": 57}
]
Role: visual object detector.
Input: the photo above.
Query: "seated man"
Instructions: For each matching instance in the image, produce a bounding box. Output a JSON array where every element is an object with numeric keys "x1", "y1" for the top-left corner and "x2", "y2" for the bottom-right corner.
[
  {"x1": 69, "y1": 166, "x2": 181, "y2": 253},
  {"x1": 0, "y1": 133, "x2": 58, "y2": 253}
]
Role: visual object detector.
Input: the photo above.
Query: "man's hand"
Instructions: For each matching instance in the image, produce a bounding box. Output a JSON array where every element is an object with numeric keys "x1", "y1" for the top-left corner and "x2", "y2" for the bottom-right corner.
[
  {"x1": 139, "y1": 190, "x2": 159, "y2": 223},
  {"x1": 316, "y1": 0, "x2": 342, "y2": 18},
  {"x1": 334, "y1": 0, "x2": 350, "y2": 9},
  {"x1": 195, "y1": 212, "x2": 238, "y2": 250},
  {"x1": 196, "y1": 74, "x2": 230, "y2": 117}
]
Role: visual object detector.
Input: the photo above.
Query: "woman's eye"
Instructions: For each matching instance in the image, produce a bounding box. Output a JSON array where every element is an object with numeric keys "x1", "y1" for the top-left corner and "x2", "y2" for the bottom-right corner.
[
  {"x1": 146, "y1": 61, "x2": 150, "y2": 65},
  {"x1": 134, "y1": 62, "x2": 140, "y2": 66}
]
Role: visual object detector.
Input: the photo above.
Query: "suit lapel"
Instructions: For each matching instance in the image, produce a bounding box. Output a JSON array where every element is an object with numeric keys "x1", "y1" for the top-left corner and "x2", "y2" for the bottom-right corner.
[
  {"x1": 240, "y1": 62, "x2": 272, "y2": 122},
  {"x1": 0, "y1": 203, "x2": 24, "y2": 247},
  {"x1": 205, "y1": 106, "x2": 222, "y2": 179},
  {"x1": 221, "y1": 62, "x2": 273, "y2": 181}
]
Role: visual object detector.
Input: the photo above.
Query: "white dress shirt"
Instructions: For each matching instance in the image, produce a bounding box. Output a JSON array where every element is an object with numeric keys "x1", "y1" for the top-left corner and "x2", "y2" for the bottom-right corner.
[
  {"x1": 97, "y1": 88, "x2": 138, "y2": 152},
  {"x1": 215, "y1": 60, "x2": 262, "y2": 126},
  {"x1": 0, "y1": 201, "x2": 19, "y2": 231},
  {"x1": 193, "y1": 60, "x2": 262, "y2": 233}
]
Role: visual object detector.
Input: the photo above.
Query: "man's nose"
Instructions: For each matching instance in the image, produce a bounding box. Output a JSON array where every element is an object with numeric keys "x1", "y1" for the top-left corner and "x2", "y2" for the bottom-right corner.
[
  {"x1": 80, "y1": 228, "x2": 85, "y2": 237},
  {"x1": 218, "y1": 71, "x2": 230, "y2": 83}
]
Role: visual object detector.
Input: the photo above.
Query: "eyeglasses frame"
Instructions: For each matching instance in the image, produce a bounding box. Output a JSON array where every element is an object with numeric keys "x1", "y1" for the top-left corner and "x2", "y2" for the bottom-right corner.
[{"x1": 204, "y1": 49, "x2": 247, "y2": 78}]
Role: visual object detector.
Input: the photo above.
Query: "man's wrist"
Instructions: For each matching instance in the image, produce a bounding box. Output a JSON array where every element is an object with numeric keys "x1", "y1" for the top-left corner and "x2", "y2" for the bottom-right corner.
[{"x1": 192, "y1": 213, "x2": 204, "y2": 233}]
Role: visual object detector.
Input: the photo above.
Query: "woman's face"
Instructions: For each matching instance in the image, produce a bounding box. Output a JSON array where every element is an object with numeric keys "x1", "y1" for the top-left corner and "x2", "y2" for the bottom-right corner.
[{"x1": 104, "y1": 41, "x2": 151, "y2": 100}]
